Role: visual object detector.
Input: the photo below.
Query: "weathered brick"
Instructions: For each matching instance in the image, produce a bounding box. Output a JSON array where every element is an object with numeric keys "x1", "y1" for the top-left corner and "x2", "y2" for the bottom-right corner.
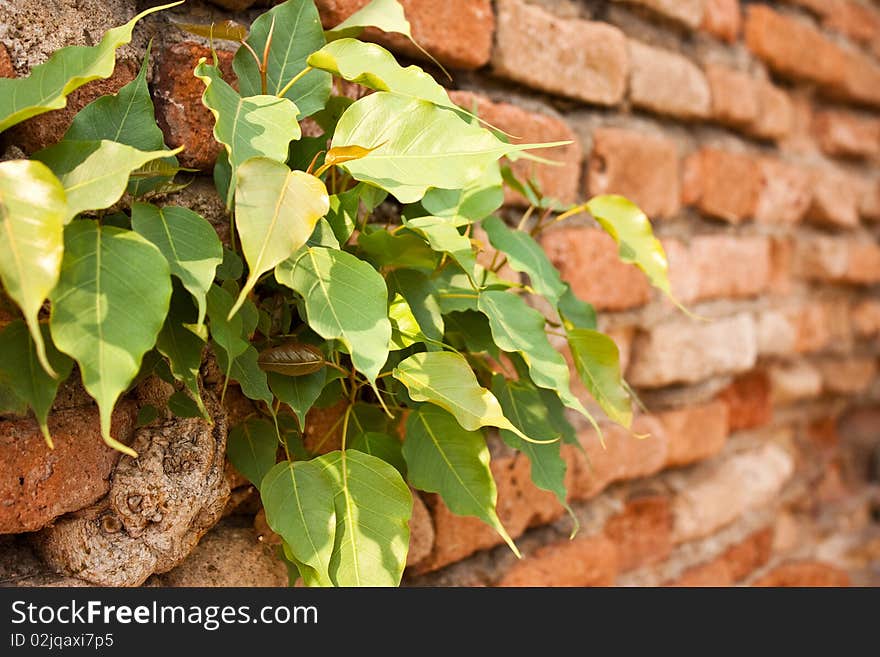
[
  {"x1": 667, "y1": 527, "x2": 774, "y2": 586},
  {"x1": 860, "y1": 178, "x2": 880, "y2": 221},
  {"x1": 8, "y1": 60, "x2": 138, "y2": 153},
  {"x1": 627, "y1": 314, "x2": 758, "y2": 388},
  {"x1": 752, "y1": 561, "x2": 850, "y2": 587},
  {"x1": 807, "y1": 169, "x2": 862, "y2": 228},
  {"x1": 666, "y1": 235, "x2": 772, "y2": 303},
  {"x1": 701, "y1": 0, "x2": 741, "y2": 43},
  {"x1": 813, "y1": 110, "x2": 880, "y2": 159},
  {"x1": 666, "y1": 558, "x2": 734, "y2": 586},
  {"x1": 658, "y1": 401, "x2": 730, "y2": 468},
  {"x1": 611, "y1": 0, "x2": 704, "y2": 28},
  {"x1": 154, "y1": 42, "x2": 236, "y2": 171},
  {"x1": 822, "y1": 0, "x2": 880, "y2": 45},
  {"x1": 316, "y1": 0, "x2": 494, "y2": 69},
  {"x1": 745, "y1": 6, "x2": 847, "y2": 89},
  {"x1": 0, "y1": 403, "x2": 138, "y2": 534},
  {"x1": 449, "y1": 91, "x2": 582, "y2": 206},
  {"x1": 603, "y1": 494, "x2": 672, "y2": 572},
  {"x1": 568, "y1": 417, "x2": 669, "y2": 500},
  {"x1": 816, "y1": 357, "x2": 878, "y2": 394},
  {"x1": 795, "y1": 235, "x2": 880, "y2": 284},
  {"x1": 672, "y1": 443, "x2": 793, "y2": 543},
  {"x1": 0, "y1": 43, "x2": 14, "y2": 78},
  {"x1": 839, "y1": 49, "x2": 880, "y2": 107},
  {"x1": 853, "y1": 300, "x2": 880, "y2": 336},
  {"x1": 498, "y1": 534, "x2": 618, "y2": 587},
  {"x1": 628, "y1": 40, "x2": 710, "y2": 119},
  {"x1": 755, "y1": 158, "x2": 811, "y2": 224},
  {"x1": 769, "y1": 361, "x2": 823, "y2": 405},
  {"x1": 707, "y1": 65, "x2": 758, "y2": 127},
  {"x1": 757, "y1": 301, "x2": 851, "y2": 355},
  {"x1": 716, "y1": 370, "x2": 773, "y2": 432},
  {"x1": 749, "y1": 80, "x2": 794, "y2": 140},
  {"x1": 493, "y1": 0, "x2": 628, "y2": 106},
  {"x1": 540, "y1": 227, "x2": 652, "y2": 311},
  {"x1": 683, "y1": 148, "x2": 761, "y2": 222},
  {"x1": 848, "y1": 240, "x2": 880, "y2": 283},
  {"x1": 769, "y1": 236, "x2": 795, "y2": 294},
  {"x1": 587, "y1": 127, "x2": 681, "y2": 219},
  {"x1": 407, "y1": 492, "x2": 435, "y2": 567}
]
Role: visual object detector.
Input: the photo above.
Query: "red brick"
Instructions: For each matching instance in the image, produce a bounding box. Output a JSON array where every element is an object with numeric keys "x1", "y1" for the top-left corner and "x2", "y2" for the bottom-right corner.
[
  {"x1": 0, "y1": 403, "x2": 138, "y2": 534},
  {"x1": 707, "y1": 65, "x2": 759, "y2": 127},
  {"x1": 752, "y1": 561, "x2": 850, "y2": 587},
  {"x1": 492, "y1": 0, "x2": 628, "y2": 106},
  {"x1": 449, "y1": 91, "x2": 582, "y2": 206},
  {"x1": 769, "y1": 236, "x2": 794, "y2": 294},
  {"x1": 749, "y1": 80, "x2": 794, "y2": 140},
  {"x1": 716, "y1": 370, "x2": 773, "y2": 432},
  {"x1": 769, "y1": 361, "x2": 823, "y2": 405},
  {"x1": 567, "y1": 417, "x2": 669, "y2": 500},
  {"x1": 659, "y1": 401, "x2": 730, "y2": 468},
  {"x1": 755, "y1": 158, "x2": 812, "y2": 224},
  {"x1": 840, "y1": 49, "x2": 880, "y2": 107},
  {"x1": 317, "y1": 0, "x2": 494, "y2": 70},
  {"x1": 745, "y1": 6, "x2": 847, "y2": 89},
  {"x1": 0, "y1": 43, "x2": 14, "y2": 78},
  {"x1": 587, "y1": 127, "x2": 681, "y2": 219},
  {"x1": 604, "y1": 495, "x2": 673, "y2": 572},
  {"x1": 860, "y1": 178, "x2": 880, "y2": 221},
  {"x1": 407, "y1": 492, "x2": 435, "y2": 567},
  {"x1": 611, "y1": 0, "x2": 704, "y2": 28},
  {"x1": 627, "y1": 314, "x2": 758, "y2": 388},
  {"x1": 540, "y1": 227, "x2": 652, "y2": 311},
  {"x1": 848, "y1": 240, "x2": 880, "y2": 283},
  {"x1": 683, "y1": 148, "x2": 761, "y2": 223},
  {"x1": 822, "y1": 1, "x2": 880, "y2": 45},
  {"x1": 666, "y1": 235, "x2": 772, "y2": 303},
  {"x1": 8, "y1": 60, "x2": 138, "y2": 153},
  {"x1": 667, "y1": 559, "x2": 734, "y2": 586},
  {"x1": 497, "y1": 534, "x2": 618, "y2": 587},
  {"x1": 813, "y1": 110, "x2": 880, "y2": 159},
  {"x1": 666, "y1": 527, "x2": 773, "y2": 586},
  {"x1": 154, "y1": 43, "x2": 236, "y2": 171},
  {"x1": 701, "y1": 0, "x2": 741, "y2": 43},
  {"x1": 795, "y1": 235, "x2": 880, "y2": 284},
  {"x1": 817, "y1": 357, "x2": 878, "y2": 394},
  {"x1": 628, "y1": 40, "x2": 710, "y2": 119},
  {"x1": 853, "y1": 300, "x2": 880, "y2": 336},
  {"x1": 807, "y1": 169, "x2": 862, "y2": 228}
]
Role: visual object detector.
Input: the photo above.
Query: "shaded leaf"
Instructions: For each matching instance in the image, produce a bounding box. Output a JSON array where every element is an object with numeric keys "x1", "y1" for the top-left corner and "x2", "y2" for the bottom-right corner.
[
  {"x1": 557, "y1": 284, "x2": 597, "y2": 330},
  {"x1": 403, "y1": 405, "x2": 518, "y2": 554},
  {"x1": 357, "y1": 227, "x2": 438, "y2": 270},
  {"x1": 228, "y1": 418, "x2": 279, "y2": 488},
  {"x1": 0, "y1": 160, "x2": 66, "y2": 376},
  {"x1": 567, "y1": 328, "x2": 631, "y2": 428},
  {"x1": 385, "y1": 269, "x2": 444, "y2": 343},
  {"x1": 405, "y1": 216, "x2": 475, "y2": 279},
  {"x1": 173, "y1": 19, "x2": 248, "y2": 42},
  {"x1": 269, "y1": 369, "x2": 327, "y2": 429},
  {"x1": 215, "y1": 343, "x2": 273, "y2": 405},
  {"x1": 49, "y1": 221, "x2": 172, "y2": 456},
  {"x1": 206, "y1": 284, "x2": 248, "y2": 361},
  {"x1": 275, "y1": 247, "x2": 391, "y2": 384},
  {"x1": 388, "y1": 293, "x2": 423, "y2": 350},
  {"x1": 350, "y1": 431, "x2": 406, "y2": 477},
  {"x1": 422, "y1": 163, "x2": 503, "y2": 225},
  {"x1": 156, "y1": 291, "x2": 207, "y2": 419}
]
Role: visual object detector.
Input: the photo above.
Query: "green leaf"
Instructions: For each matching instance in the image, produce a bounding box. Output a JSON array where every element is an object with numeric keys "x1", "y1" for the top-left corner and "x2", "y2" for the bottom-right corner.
[
  {"x1": 557, "y1": 284, "x2": 597, "y2": 330},
  {"x1": 35, "y1": 140, "x2": 175, "y2": 222},
  {"x1": 261, "y1": 459, "x2": 336, "y2": 587},
  {"x1": 357, "y1": 227, "x2": 438, "y2": 270},
  {"x1": 430, "y1": 268, "x2": 480, "y2": 314},
  {"x1": 325, "y1": 188, "x2": 360, "y2": 245},
  {"x1": 172, "y1": 19, "x2": 248, "y2": 42},
  {"x1": 0, "y1": 2, "x2": 180, "y2": 132},
  {"x1": 131, "y1": 203, "x2": 222, "y2": 328},
  {"x1": 231, "y1": 158, "x2": 329, "y2": 318},
  {"x1": 585, "y1": 195, "x2": 674, "y2": 301},
  {"x1": 393, "y1": 351, "x2": 543, "y2": 444},
  {"x1": 0, "y1": 321, "x2": 74, "y2": 447},
  {"x1": 232, "y1": 0, "x2": 331, "y2": 118},
  {"x1": 350, "y1": 431, "x2": 406, "y2": 477},
  {"x1": 388, "y1": 293, "x2": 423, "y2": 350},
  {"x1": 443, "y1": 310, "x2": 498, "y2": 357},
  {"x1": 491, "y1": 375, "x2": 571, "y2": 520},
  {"x1": 269, "y1": 369, "x2": 327, "y2": 429},
  {"x1": 316, "y1": 449, "x2": 412, "y2": 586},
  {"x1": 349, "y1": 402, "x2": 391, "y2": 438},
  {"x1": 308, "y1": 39, "x2": 453, "y2": 109},
  {"x1": 275, "y1": 247, "x2": 391, "y2": 384},
  {"x1": 385, "y1": 269, "x2": 444, "y2": 343},
  {"x1": 49, "y1": 221, "x2": 172, "y2": 456},
  {"x1": 307, "y1": 218, "x2": 341, "y2": 249},
  {"x1": 216, "y1": 247, "x2": 244, "y2": 281},
  {"x1": 63, "y1": 47, "x2": 178, "y2": 196},
  {"x1": 194, "y1": 61, "x2": 301, "y2": 204},
  {"x1": 325, "y1": 0, "x2": 413, "y2": 40},
  {"x1": 228, "y1": 418, "x2": 279, "y2": 489},
  {"x1": 0, "y1": 160, "x2": 66, "y2": 377},
  {"x1": 167, "y1": 390, "x2": 203, "y2": 418},
  {"x1": 156, "y1": 291, "x2": 207, "y2": 419},
  {"x1": 481, "y1": 215, "x2": 566, "y2": 305},
  {"x1": 403, "y1": 405, "x2": 518, "y2": 555},
  {"x1": 405, "y1": 216, "x2": 476, "y2": 279},
  {"x1": 206, "y1": 284, "x2": 248, "y2": 361},
  {"x1": 478, "y1": 290, "x2": 591, "y2": 424},
  {"x1": 422, "y1": 164, "x2": 503, "y2": 224},
  {"x1": 332, "y1": 92, "x2": 568, "y2": 203},
  {"x1": 216, "y1": 343, "x2": 274, "y2": 406},
  {"x1": 567, "y1": 328, "x2": 631, "y2": 428}
]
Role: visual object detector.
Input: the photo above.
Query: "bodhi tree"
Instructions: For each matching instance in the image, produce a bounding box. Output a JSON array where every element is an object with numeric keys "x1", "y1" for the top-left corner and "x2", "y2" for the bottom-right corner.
[{"x1": 0, "y1": 0, "x2": 683, "y2": 586}]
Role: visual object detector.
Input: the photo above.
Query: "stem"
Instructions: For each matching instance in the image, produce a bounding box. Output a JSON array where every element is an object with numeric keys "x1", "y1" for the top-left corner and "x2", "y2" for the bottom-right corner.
[
  {"x1": 516, "y1": 205, "x2": 535, "y2": 231},
  {"x1": 240, "y1": 40, "x2": 262, "y2": 73},
  {"x1": 260, "y1": 15, "x2": 276, "y2": 95},
  {"x1": 277, "y1": 65, "x2": 313, "y2": 98}
]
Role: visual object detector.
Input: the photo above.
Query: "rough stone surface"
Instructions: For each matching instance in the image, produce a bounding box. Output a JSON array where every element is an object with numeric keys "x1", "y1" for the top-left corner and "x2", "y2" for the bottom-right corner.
[
  {"x1": 0, "y1": 402, "x2": 138, "y2": 534},
  {"x1": 147, "y1": 522, "x2": 287, "y2": 587},
  {"x1": 34, "y1": 397, "x2": 230, "y2": 586},
  {"x1": 493, "y1": 0, "x2": 628, "y2": 106}
]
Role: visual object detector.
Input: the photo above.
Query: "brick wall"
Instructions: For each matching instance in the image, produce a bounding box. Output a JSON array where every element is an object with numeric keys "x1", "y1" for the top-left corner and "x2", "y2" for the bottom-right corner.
[{"x1": 1, "y1": 0, "x2": 879, "y2": 587}]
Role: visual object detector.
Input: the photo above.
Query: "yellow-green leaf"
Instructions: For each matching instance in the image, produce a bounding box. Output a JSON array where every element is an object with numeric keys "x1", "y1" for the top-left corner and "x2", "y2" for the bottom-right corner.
[{"x1": 567, "y1": 328, "x2": 632, "y2": 428}]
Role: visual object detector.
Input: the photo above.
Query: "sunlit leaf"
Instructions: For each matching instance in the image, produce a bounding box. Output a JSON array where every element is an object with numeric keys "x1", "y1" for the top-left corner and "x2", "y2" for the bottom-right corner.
[
  {"x1": 405, "y1": 216, "x2": 476, "y2": 279},
  {"x1": 567, "y1": 328, "x2": 631, "y2": 428}
]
